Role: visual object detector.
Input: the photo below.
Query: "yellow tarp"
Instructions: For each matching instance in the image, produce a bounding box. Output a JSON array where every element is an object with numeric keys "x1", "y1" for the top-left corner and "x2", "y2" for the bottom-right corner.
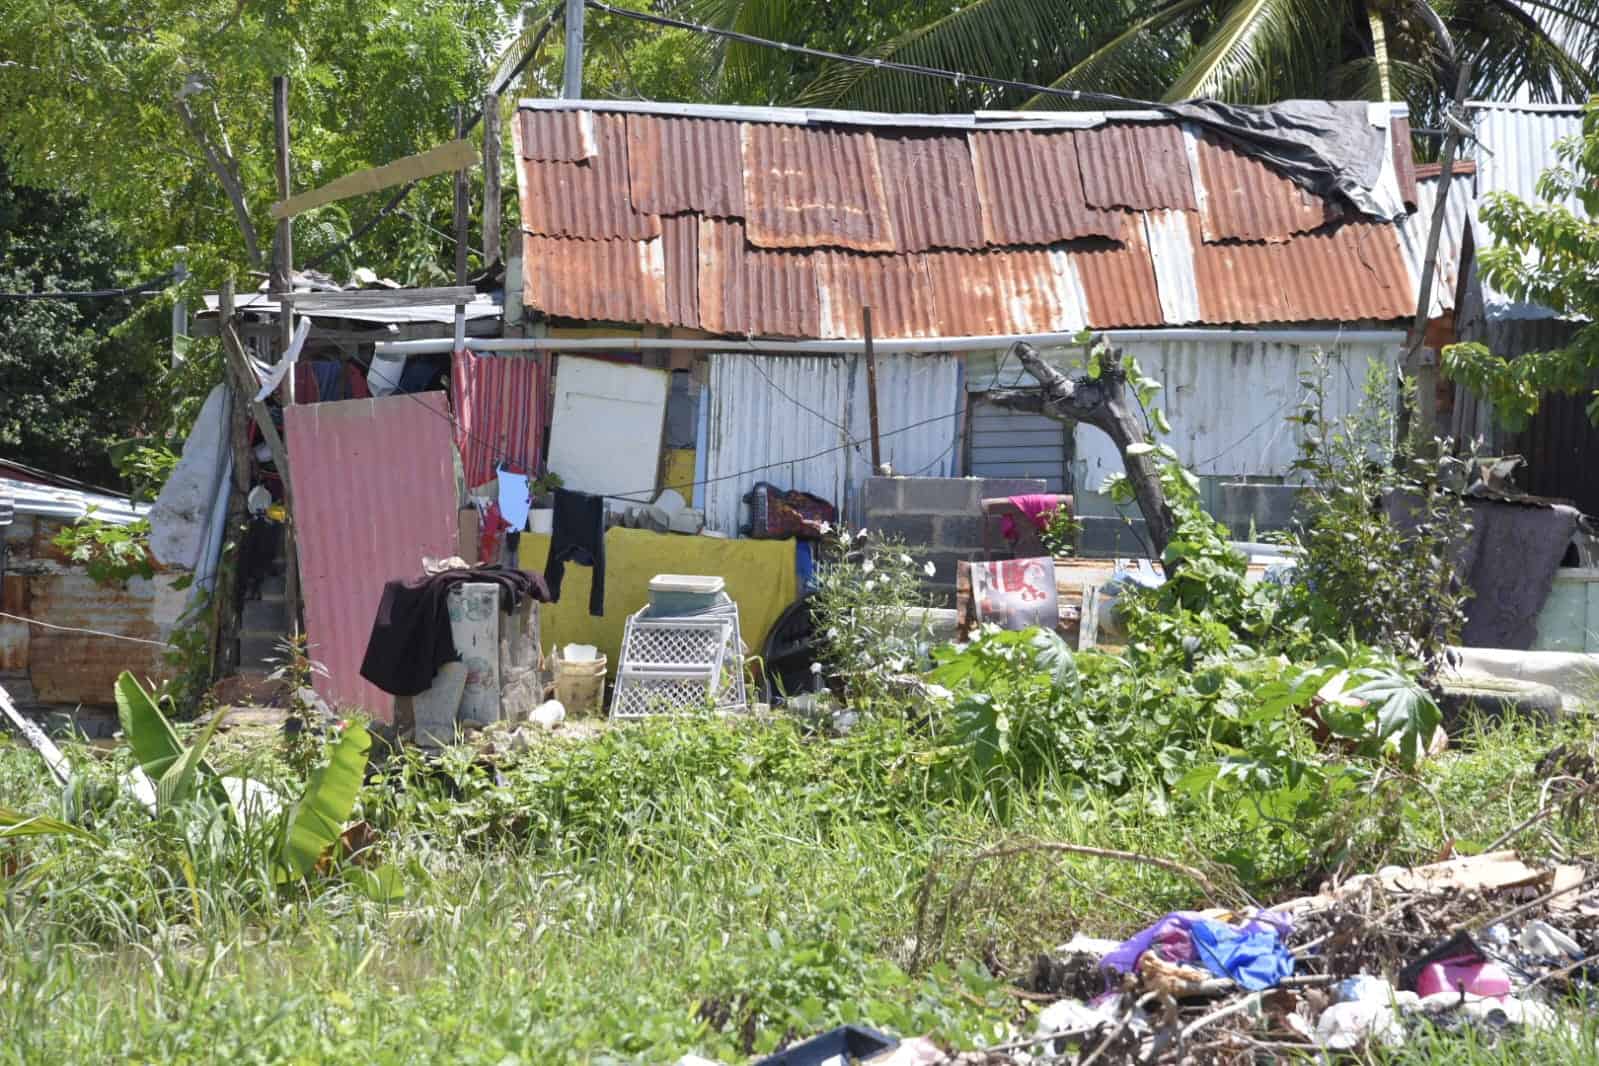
[{"x1": 520, "y1": 527, "x2": 797, "y2": 673}]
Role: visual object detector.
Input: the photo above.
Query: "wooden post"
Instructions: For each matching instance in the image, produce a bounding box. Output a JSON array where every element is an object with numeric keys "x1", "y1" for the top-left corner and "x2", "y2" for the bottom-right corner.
[
  {"x1": 482, "y1": 92, "x2": 502, "y2": 270},
  {"x1": 454, "y1": 105, "x2": 470, "y2": 351},
  {"x1": 562, "y1": 0, "x2": 585, "y2": 99},
  {"x1": 863, "y1": 306, "x2": 882, "y2": 472},
  {"x1": 271, "y1": 75, "x2": 295, "y2": 401},
  {"x1": 214, "y1": 278, "x2": 253, "y2": 673}
]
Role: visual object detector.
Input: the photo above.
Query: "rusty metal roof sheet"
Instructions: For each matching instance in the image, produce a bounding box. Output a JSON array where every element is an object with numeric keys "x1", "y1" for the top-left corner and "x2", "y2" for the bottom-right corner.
[
  {"x1": 1190, "y1": 213, "x2": 1414, "y2": 324},
  {"x1": 524, "y1": 234, "x2": 668, "y2": 325},
  {"x1": 969, "y1": 129, "x2": 1123, "y2": 244},
  {"x1": 1071, "y1": 218, "x2": 1166, "y2": 329},
  {"x1": 1077, "y1": 123, "x2": 1197, "y2": 212},
  {"x1": 518, "y1": 109, "x2": 597, "y2": 162},
  {"x1": 924, "y1": 247, "x2": 1088, "y2": 336},
  {"x1": 814, "y1": 250, "x2": 938, "y2": 339},
  {"x1": 661, "y1": 213, "x2": 699, "y2": 329},
  {"x1": 1391, "y1": 116, "x2": 1418, "y2": 209},
  {"x1": 874, "y1": 133, "x2": 984, "y2": 251},
  {"x1": 698, "y1": 218, "x2": 819, "y2": 337},
  {"x1": 518, "y1": 112, "x2": 660, "y2": 241},
  {"x1": 625, "y1": 114, "x2": 744, "y2": 218},
  {"x1": 740, "y1": 123, "x2": 897, "y2": 252},
  {"x1": 1190, "y1": 126, "x2": 1341, "y2": 243}
]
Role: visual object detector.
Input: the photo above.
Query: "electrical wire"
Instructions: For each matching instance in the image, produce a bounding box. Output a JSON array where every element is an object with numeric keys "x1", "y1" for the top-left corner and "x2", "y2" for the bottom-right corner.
[
  {"x1": 582, "y1": 0, "x2": 1163, "y2": 111},
  {"x1": 0, "y1": 610, "x2": 173, "y2": 648},
  {"x1": 0, "y1": 275, "x2": 174, "y2": 302}
]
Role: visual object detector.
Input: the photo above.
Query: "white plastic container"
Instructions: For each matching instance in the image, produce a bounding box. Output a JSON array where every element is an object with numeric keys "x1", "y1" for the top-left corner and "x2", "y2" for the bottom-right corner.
[{"x1": 647, "y1": 574, "x2": 725, "y2": 616}]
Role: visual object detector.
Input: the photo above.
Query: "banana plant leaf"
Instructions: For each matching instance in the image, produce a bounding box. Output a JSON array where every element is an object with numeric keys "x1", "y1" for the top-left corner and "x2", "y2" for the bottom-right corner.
[
  {"x1": 114, "y1": 672, "x2": 216, "y2": 781},
  {"x1": 342, "y1": 863, "x2": 406, "y2": 903},
  {"x1": 0, "y1": 806, "x2": 104, "y2": 846},
  {"x1": 157, "y1": 707, "x2": 230, "y2": 811},
  {"x1": 277, "y1": 723, "x2": 372, "y2": 882}
]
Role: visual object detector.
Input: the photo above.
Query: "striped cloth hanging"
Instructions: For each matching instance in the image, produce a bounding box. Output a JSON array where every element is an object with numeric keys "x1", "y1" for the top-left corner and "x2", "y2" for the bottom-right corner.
[{"x1": 451, "y1": 348, "x2": 547, "y2": 491}]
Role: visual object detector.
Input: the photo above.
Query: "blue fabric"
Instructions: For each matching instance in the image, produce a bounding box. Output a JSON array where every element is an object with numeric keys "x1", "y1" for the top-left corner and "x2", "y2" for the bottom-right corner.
[
  {"x1": 795, "y1": 539, "x2": 816, "y2": 592},
  {"x1": 1190, "y1": 918, "x2": 1295, "y2": 991},
  {"x1": 311, "y1": 361, "x2": 344, "y2": 402}
]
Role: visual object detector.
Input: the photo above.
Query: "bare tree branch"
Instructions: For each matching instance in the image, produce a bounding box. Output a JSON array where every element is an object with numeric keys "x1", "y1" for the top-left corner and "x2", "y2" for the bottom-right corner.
[{"x1": 173, "y1": 95, "x2": 262, "y2": 269}]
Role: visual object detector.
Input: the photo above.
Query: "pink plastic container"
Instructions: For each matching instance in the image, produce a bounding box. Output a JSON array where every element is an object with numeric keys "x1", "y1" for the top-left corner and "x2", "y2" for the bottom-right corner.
[{"x1": 1414, "y1": 956, "x2": 1512, "y2": 1000}]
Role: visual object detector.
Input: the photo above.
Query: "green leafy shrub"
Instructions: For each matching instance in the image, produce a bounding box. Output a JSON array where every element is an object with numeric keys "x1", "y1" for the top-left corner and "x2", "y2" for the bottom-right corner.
[
  {"x1": 810, "y1": 528, "x2": 937, "y2": 707},
  {"x1": 51, "y1": 515, "x2": 155, "y2": 585}
]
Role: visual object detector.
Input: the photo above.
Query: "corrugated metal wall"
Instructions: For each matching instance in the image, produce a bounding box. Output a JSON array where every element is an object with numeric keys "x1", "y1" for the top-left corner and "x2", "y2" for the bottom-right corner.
[
  {"x1": 702, "y1": 353, "x2": 962, "y2": 534},
  {"x1": 968, "y1": 402, "x2": 1072, "y2": 491}
]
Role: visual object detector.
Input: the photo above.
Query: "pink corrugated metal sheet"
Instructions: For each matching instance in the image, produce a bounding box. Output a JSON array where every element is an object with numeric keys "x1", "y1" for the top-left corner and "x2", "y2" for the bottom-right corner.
[
  {"x1": 519, "y1": 109, "x2": 597, "y2": 162},
  {"x1": 969, "y1": 129, "x2": 1123, "y2": 244},
  {"x1": 740, "y1": 124, "x2": 897, "y2": 252},
  {"x1": 520, "y1": 112, "x2": 660, "y2": 241},
  {"x1": 1076, "y1": 123, "x2": 1197, "y2": 212},
  {"x1": 698, "y1": 218, "x2": 819, "y2": 337},
  {"x1": 524, "y1": 234, "x2": 668, "y2": 325},
  {"x1": 661, "y1": 213, "x2": 700, "y2": 328},
  {"x1": 874, "y1": 133, "x2": 984, "y2": 251},
  {"x1": 1192, "y1": 127, "x2": 1341, "y2": 243},
  {"x1": 285, "y1": 394, "x2": 461, "y2": 719},
  {"x1": 626, "y1": 114, "x2": 744, "y2": 218},
  {"x1": 924, "y1": 247, "x2": 1087, "y2": 335},
  {"x1": 1190, "y1": 213, "x2": 1414, "y2": 324},
  {"x1": 1071, "y1": 218, "x2": 1166, "y2": 328},
  {"x1": 814, "y1": 250, "x2": 938, "y2": 339}
]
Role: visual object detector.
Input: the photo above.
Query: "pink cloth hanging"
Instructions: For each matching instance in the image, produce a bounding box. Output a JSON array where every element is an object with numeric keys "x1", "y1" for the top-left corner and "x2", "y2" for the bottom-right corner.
[
  {"x1": 1001, "y1": 493, "x2": 1062, "y2": 542},
  {"x1": 450, "y1": 348, "x2": 547, "y2": 491}
]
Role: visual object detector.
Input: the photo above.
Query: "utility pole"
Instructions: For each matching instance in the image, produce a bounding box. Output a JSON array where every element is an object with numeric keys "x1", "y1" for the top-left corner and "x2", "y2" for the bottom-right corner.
[
  {"x1": 482, "y1": 92, "x2": 502, "y2": 270},
  {"x1": 272, "y1": 75, "x2": 295, "y2": 400},
  {"x1": 562, "y1": 0, "x2": 584, "y2": 99},
  {"x1": 863, "y1": 306, "x2": 882, "y2": 471},
  {"x1": 171, "y1": 246, "x2": 189, "y2": 367},
  {"x1": 454, "y1": 105, "x2": 470, "y2": 353}
]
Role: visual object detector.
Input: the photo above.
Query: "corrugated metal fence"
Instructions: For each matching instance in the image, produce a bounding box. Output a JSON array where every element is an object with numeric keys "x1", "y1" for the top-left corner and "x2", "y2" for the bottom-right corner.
[{"x1": 702, "y1": 353, "x2": 962, "y2": 534}]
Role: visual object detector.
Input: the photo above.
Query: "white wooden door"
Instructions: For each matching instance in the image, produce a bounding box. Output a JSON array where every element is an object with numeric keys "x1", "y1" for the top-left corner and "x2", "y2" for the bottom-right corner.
[{"x1": 546, "y1": 356, "x2": 670, "y2": 510}]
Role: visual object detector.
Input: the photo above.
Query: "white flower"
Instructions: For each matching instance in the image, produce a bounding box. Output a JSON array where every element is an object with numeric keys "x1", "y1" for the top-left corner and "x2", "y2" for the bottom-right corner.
[
  {"x1": 923, "y1": 561, "x2": 937, "y2": 577},
  {"x1": 861, "y1": 560, "x2": 875, "y2": 575},
  {"x1": 809, "y1": 662, "x2": 823, "y2": 675},
  {"x1": 858, "y1": 528, "x2": 869, "y2": 540},
  {"x1": 899, "y1": 553, "x2": 912, "y2": 565},
  {"x1": 888, "y1": 657, "x2": 908, "y2": 672},
  {"x1": 827, "y1": 627, "x2": 840, "y2": 640},
  {"x1": 817, "y1": 520, "x2": 832, "y2": 535},
  {"x1": 864, "y1": 579, "x2": 876, "y2": 592},
  {"x1": 839, "y1": 529, "x2": 853, "y2": 546}
]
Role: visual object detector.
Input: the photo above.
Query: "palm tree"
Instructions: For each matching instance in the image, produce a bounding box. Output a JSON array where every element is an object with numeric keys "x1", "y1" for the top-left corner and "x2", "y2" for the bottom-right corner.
[{"x1": 695, "y1": 1, "x2": 1599, "y2": 124}]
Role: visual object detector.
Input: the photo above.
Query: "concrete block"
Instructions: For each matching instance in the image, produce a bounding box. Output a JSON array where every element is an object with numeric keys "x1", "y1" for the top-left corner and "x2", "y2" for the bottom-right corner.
[
  {"x1": 862, "y1": 477, "x2": 902, "y2": 515},
  {"x1": 872, "y1": 513, "x2": 938, "y2": 546},
  {"x1": 934, "y1": 514, "x2": 986, "y2": 548},
  {"x1": 921, "y1": 549, "x2": 981, "y2": 587},
  {"x1": 1078, "y1": 515, "x2": 1154, "y2": 559},
  {"x1": 899, "y1": 477, "x2": 982, "y2": 514},
  {"x1": 974, "y1": 477, "x2": 1049, "y2": 500}
]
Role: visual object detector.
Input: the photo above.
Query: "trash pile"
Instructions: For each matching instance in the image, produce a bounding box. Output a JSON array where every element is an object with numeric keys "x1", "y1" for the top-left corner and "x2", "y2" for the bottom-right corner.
[
  {"x1": 970, "y1": 850, "x2": 1597, "y2": 1064},
  {"x1": 718, "y1": 851, "x2": 1596, "y2": 1066}
]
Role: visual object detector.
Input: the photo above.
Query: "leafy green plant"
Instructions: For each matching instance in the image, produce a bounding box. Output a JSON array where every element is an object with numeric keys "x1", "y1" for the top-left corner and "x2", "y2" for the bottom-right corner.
[
  {"x1": 51, "y1": 515, "x2": 155, "y2": 586},
  {"x1": 1037, "y1": 503, "x2": 1081, "y2": 558},
  {"x1": 810, "y1": 528, "x2": 937, "y2": 707}
]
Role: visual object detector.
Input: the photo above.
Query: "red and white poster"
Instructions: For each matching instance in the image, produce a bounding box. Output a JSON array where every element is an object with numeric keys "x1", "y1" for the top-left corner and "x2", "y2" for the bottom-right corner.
[{"x1": 969, "y1": 557, "x2": 1059, "y2": 631}]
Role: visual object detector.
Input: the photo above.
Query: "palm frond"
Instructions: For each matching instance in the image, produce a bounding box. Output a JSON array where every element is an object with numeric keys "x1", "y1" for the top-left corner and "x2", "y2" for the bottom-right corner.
[
  {"x1": 1466, "y1": 0, "x2": 1599, "y2": 102},
  {"x1": 1165, "y1": 0, "x2": 1346, "y2": 102},
  {"x1": 1021, "y1": 0, "x2": 1208, "y2": 110}
]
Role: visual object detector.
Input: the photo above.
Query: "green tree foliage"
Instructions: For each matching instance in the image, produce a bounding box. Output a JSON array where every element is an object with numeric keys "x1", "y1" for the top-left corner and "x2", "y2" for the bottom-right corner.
[
  {"x1": 1443, "y1": 96, "x2": 1599, "y2": 429},
  {"x1": 0, "y1": 161, "x2": 166, "y2": 484},
  {"x1": 689, "y1": 1, "x2": 1598, "y2": 124},
  {"x1": 0, "y1": 0, "x2": 522, "y2": 286}
]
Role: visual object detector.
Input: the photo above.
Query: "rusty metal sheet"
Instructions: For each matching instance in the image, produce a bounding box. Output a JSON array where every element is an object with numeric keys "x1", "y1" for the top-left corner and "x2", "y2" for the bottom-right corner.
[
  {"x1": 1391, "y1": 115, "x2": 1418, "y2": 209},
  {"x1": 697, "y1": 218, "x2": 819, "y2": 338},
  {"x1": 968, "y1": 129, "x2": 1123, "y2": 245},
  {"x1": 661, "y1": 214, "x2": 699, "y2": 329},
  {"x1": 519, "y1": 112, "x2": 660, "y2": 241},
  {"x1": 740, "y1": 123, "x2": 897, "y2": 252},
  {"x1": 814, "y1": 251, "x2": 938, "y2": 339},
  {"x1": 1070, "y1": 217, "x2": 1165, "y2": 329},
  {"x1": 1190, "y1": 127, "x2": 1341, "y2": 243},
  {"x1": 924, "y1": 247, "x2": 1088, "y2": 336},
  {"x1": 1076, "y1": 123, "x2": 1197, "y2": 212},
  {"x1": 25, "y1": 573, "x2": 166, "y2": 705},
  {"x1": 285, "y1": 394, "x2": 460, "y2": 720},
  {"x1": 625, "y1": 114, "x2": 744, "y2": 218},
  {"x1": 873, "y1": 133, "x2": 984, "y2": 251},
  {"x1": 519, "y1": 109, "x2": 597, "y2": 161},
  {"x1": 0, "y1": 572, "x2": 28, "y2": 672},
  {"x1": 524, "y1": 234, "x2": 668, "y2": 326},
  {"x1": 1192, "y1": 214, "x2": 1413, "y2": 324}
]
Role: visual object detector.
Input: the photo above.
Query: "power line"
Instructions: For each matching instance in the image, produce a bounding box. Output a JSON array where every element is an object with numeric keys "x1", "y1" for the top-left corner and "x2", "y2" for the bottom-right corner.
[
  {"x1": 0, "y1": 610, "x2": 173, "y2": 648},
  {"x1": 582, "y1": 0, "x2": 1162, "y2": 111},
  {"x1": 0, "y1": 275, "x2": 173, "y2": 302}
]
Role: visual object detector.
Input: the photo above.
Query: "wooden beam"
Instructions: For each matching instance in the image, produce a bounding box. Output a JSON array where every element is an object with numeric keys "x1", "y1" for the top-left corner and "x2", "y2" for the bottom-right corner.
[
  {"x1": 282, "y1": 286, "x2": 477, "y2": 312},
  {"x1": 272, "y1": 75, "x2": 295, "y2": 382},
  {"x1": 455, "y1": 105, "x2": 470, "y2": 351},
  {"x1": 863, "y1": 306, "x2": 882, "y2": 471},
  {"x1": 269, "y1": 138, "x2": 479, "y2": 220},
  {"x1": 482, "y1": 93, "x2": 502, "y2": 269}
]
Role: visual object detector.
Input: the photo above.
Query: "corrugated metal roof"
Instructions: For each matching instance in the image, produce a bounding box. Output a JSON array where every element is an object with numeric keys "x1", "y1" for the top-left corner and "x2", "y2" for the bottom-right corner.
[
  {"x1": 1077, "y1": 123, "x2": 1197, "y2": 212},
  {"x1": 517, "y1": 101, "x2": 1417, "y2": 336},
  {"x1": 525, "y1": 234, "x2": 667, "y2": 325},
  {"x1": 1190, "y1": 214, "x2": 1414, "y2": 324},
  {"x1": 518, "y1": 109, "x2": 597, "y2": 161},
  {"x1": 1391, "y1": 116, "x2": 1419, "y2": 209},
  {"x1": 1190, "y1": 126, "x2": 1342, "y2": 243},
  {"x1": 874, "y1": 133, "x2": 985, "y2": 251},
  {"x1": 0, "y1": 477, "x2": 149, "y2": 526},
  {"x1": 740, "y1": 123, "x2": 897, "y2": 252},
  {"x1": 517, "y1": 112, "x2": 660, "y2": 241},
  {"x1": 284, "y1": 394, "x2": 461, "y2": 719},
  {"x1": 1396, "y1": 170, "x2": 1474, "y2": 320},
  {"x1": 625, "y1": 114, "x2": 744, "y2": 218},
  {"x1": 697, "y1": 218, "x2": 819, "y2": 338},
  {"x1": 968, "y1": 129, "x2": 1122, "y2": 244},
  {"x1": 701, "y1": 352, "x2": 961, "y2": 534}
]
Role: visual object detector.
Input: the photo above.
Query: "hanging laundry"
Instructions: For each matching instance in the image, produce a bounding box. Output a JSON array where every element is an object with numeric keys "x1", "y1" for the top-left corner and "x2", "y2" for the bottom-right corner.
[
  {"x1": 479, "y1": 500, "x2": 512, "y2": 565},
  {"x1": 545, "y1": 487, "x2": 606, "y2": 616},
  {"x1": 451, "y1": 347, "x2": 547, "y2": 491},
  {"x1": 497, "y1": 467, "x2": 532, "y2": 531}
]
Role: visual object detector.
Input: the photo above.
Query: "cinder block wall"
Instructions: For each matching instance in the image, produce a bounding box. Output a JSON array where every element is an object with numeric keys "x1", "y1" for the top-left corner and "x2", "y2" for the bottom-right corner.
[{"x1": 862, "y1": 476, "x2": 1046, "y2": 589}]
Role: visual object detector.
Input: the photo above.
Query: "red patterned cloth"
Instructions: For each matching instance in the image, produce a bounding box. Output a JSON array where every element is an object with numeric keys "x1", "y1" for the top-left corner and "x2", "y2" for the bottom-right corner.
[{"x1": 450, "y1": 348, "x2": 546, "y2": 490}]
